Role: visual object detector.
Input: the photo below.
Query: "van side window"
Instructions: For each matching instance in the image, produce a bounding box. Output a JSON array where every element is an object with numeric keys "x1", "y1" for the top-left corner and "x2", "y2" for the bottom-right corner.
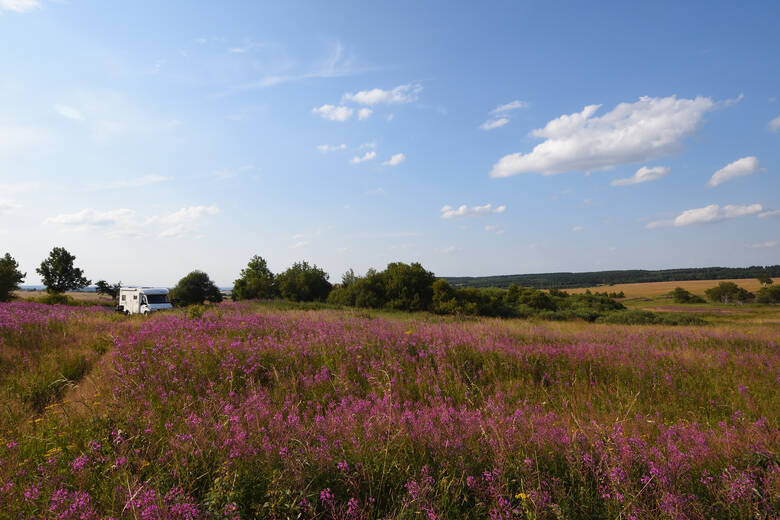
[
  {"x1": 133, "y1": 295, "x2": 138, "y2": 300},
  {"x1": 121, "y1": 295, "x2": 126, "y2": 301}
]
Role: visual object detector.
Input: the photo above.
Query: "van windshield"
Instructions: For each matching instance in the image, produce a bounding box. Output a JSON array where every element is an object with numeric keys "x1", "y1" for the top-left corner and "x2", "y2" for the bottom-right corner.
[{"x1": 145, "y1": 294, "x2": 169, "y2": 304}]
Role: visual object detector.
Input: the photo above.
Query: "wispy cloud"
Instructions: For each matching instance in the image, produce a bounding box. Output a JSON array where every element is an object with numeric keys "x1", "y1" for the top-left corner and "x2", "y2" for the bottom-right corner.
[
  {"x1": 490, "y1": 95, "x2": 717, "y2": 177},
  {"x1": 480, "y1": 117, "x2": 509, "y2": 131},
  {"x1": 758, "y1": 209, "x2": 780, "y2": 219},
  {"x1": 746, "y1": 241, "x2": 777, "y2": 249},
  {"x1": 316, "y1": 144, "x2": 347, "y2": 153},
  {"x1": 440, "y1": 204, "x2": 506, "y2": 219},
  {"x1": 490, "y1": 100, "x2": 529, "y2": 114},
  {"x1": 708, "y1": 156, "x2": 761, "y2": 187},
  {"x1": 357, "y1": 108, "x2": 373, "y2": 120},
  {"x1": 0, "y1": 0, "x2": 39, "y2": 13},
  {"x1": 646, "y1": 203, "x2": 763, "y2": 228},
  {"x1": 342, "y1": 84, "x2": 422, "y2": 105},
  {"x1": 769, "y1": 114, "x2": 780, "y2": 132},
  {"x1": 382, "y1": 153, "x2": 405, "y2": 166},
  {"x1": 571, "y1": 226, "x2": 584, "y2": 232},
  {"x1": 54, "y1": 104, "x2": 84, "y2": 121},
  {"x1": 0, "y1": 200, "x2": 21, "y2": 215},
  {"x1": 350, "y1": 151, "x2": 376, "y2": 164},
  {"x1": 611, "y1": 166, "x2": 670, "y2": 186}
]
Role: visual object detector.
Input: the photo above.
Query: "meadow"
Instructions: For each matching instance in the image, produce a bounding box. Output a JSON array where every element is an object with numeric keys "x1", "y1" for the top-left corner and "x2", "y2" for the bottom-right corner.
[{"x1": 0, "y1": 300, "x2": 778, "y2": 519}]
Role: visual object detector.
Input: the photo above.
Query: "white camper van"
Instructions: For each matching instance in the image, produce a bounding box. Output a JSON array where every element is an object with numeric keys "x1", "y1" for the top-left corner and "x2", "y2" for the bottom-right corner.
[{"x1": 117, "y1": 287, "x2": 173, "y2": 315}]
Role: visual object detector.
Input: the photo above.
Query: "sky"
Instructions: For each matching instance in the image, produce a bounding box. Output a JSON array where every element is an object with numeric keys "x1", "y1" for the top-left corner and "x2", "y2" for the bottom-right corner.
[{"x1": 1, "y1": 0, "x2": 779, "y2": 287}]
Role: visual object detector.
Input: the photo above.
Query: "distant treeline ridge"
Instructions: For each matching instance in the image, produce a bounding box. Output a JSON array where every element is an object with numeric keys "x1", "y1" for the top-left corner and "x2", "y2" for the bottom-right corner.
[{"x1": 443, "y1": 265, "x2": 780, "y2": 289}]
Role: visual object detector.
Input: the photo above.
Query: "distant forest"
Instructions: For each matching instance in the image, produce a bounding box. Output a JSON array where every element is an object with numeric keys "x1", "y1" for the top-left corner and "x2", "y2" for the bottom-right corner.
[{"x1": 444, "y1": 265, "x2": 780, "y2": 290}]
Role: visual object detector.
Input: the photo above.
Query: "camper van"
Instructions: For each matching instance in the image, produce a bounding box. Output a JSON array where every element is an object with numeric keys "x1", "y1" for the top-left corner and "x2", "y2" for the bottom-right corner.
[{"x1": 117, "y1": 287, "x2": 173, "y2": 315}]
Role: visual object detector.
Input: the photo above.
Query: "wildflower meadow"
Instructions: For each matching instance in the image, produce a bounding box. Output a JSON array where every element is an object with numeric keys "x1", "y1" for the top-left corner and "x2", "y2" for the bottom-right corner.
[{"x1": 0, "y1": 301, "x2": 777, "y2": 519}]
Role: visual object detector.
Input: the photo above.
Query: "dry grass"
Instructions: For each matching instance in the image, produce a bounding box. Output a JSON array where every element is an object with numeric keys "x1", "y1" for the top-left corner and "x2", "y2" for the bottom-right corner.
[
  {"x1": 566, "y1": 278, "x2": 765, "y2": 298},
  {"x1": 14, "y1": 290, "x2": 114, "y2": 304}
]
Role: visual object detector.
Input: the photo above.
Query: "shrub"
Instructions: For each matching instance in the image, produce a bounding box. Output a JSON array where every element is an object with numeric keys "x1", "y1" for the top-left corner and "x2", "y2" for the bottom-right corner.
[
  {"x1": 755, "y1": 284, "x2": 780, "y2": 304},
  {"x1": 670, "y1": 287, "x2": 705, "y2": 304},
  {"x1": 171, "y1": 270, "x2": 223, "y2": 306}
]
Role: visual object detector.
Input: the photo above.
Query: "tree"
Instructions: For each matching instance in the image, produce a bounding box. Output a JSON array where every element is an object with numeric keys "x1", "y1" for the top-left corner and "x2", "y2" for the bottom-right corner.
[
  {"x1": 232, "y1": 255, "x2": 277, "y2": 301},
  {"x1": 276, "y1": 261, "x2": 332, "y2": 302},
  {"x1": 36, "y1": 247, "x2": 91, "y2": 294},
  {"x1": 170, "y1": 270, "x2": 222, "y2": 306},
  {"x1": 756, "y1": 275, "x2": 773, "y2": 287},
  {"x1": 95, "y1": 280, "x2": 121, "y2": 300},
  {"x1": 704, "y1": 282, "x2": 753, "y2": 304},
  {"x1": 756, "y1": 284, "x2": 780, "y2": 304},
  {"x1": 382, "y1": 262, "x2": 436, "y2": 311},
  {"x1": 0, "y1": 253, "x2": 26, "y2": 302}
]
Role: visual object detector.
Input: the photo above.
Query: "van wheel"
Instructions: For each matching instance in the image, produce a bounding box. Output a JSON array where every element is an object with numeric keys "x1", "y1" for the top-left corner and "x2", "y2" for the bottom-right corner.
[{"x1": 124, "y1": 310, "x2": 130, "y2": 316}]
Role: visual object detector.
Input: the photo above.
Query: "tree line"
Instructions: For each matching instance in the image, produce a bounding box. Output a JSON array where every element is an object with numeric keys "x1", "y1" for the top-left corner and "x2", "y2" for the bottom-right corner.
[
  {"x1": 1, "y1": 249, "x2": 778, "y2": 312},
  {"x1": 446, "y1": 265, "x2": 780, "y2": 289}
]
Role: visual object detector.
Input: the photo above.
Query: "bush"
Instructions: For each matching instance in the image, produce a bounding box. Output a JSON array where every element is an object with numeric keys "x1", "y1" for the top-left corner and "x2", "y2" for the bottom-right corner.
[
  {"x1": 597, "y1": 310, "x2": 707, "y2": 325},
  {"x1": 276, "y1": 261, "x2": 331, "y2": 302},
  {"x1": 669, "y1": 287, "x2": 705, "y2": 304},
  {"x1": 171, "y1": 270, "x2": 222, "y2": 306},
  {"x1": 756, "y1": 284, "x2": 780, "y2": 304}
]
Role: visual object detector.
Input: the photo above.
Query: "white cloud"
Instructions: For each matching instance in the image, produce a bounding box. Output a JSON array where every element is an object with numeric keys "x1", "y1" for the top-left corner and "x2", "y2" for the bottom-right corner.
[
  {"x1": 758, "y1": 209, "x2": 780, "y2": 219},
  {"x1": 342, "y1": 84, "x2": 422, "y2": 105},
  {"x1": 490, "y1": 95, "x2": 715, "y2": 177},
  {"x1": 480, "y1": 117, "x2": 509, "y2": 131},
  {"x1": 484, "y1": 225, "x2": 496, "y2": 231},
  {"x1": 437, "y1": 245, "x2": 460, "y2": 254},
  {"x1": 707, "y1": 156, "x2": 761, "y2": 187},
  {"x1": 440, "y1": 203, "x2": 507, "y2": 219},
  {"x1": 611, "y1": 166, "x2": 670, "y2": 186},
  {"x1": 350, "y1": 151, "x2": 376, "y2": 164},
  {"x1": 312, "y1": 104, "x2": 353, "y2": 122},
  {"x1": 85, "y1": 174, "x2": 170, "y2": 191},
  {"x1": 160, "y1": 205, "x2": 219, "y2": 224},
  {"x1": 387, "y1": 114, "x2": 395, "y2": 121},
  {"x1": 747, "y1": 241, "x2": 777, "y2": 249},
  {"x1": 44, "y1": 208, "x2": 144, "y2": 238},
  {"x1": 571, "y1": 226, "x2": 584, "y2": 232},
  {"x1": 291, "y1": 241, "x2": 308, "y2": 249},
  {"x1": 646, "y1": 203, "x2": 763, "y2": 228},
  {"x1": 0, "y1": 0, "x2": 39, "y2": 12},
  {"x1": 382, "y1": 153, "x2": 405, "y2": 166},
  {"x1": 0, "y1": 200, "x2": 21, "y2": 214},
  {"x1": 316, "y1": 144, "x2": 347, "y2": 153},
  {"x1": 54, "y1": 104, "x2": 84, "y2": 121},
  {"x1": 363, "y1": 187, "x2": 385, "y2": 196},
  {"x1": 358, "y1": 108, "x2": 373, "y2": 120},
  {"x1": 491, "y1": 100, "x2": 529, "y2": 114},
  {"x1": 769, "y1": 115, "x2": 780, "y2": 132}
]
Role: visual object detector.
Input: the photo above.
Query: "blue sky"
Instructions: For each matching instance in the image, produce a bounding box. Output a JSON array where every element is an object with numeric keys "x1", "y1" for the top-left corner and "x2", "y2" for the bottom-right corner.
[{"x1": 1, "y1": 0, "x2": 778, "y2": 286}]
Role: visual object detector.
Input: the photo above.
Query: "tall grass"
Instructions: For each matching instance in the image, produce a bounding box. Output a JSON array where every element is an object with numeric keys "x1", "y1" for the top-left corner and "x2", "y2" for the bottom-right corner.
[{"x1": 0, "y1": 301, "x2": 777, "y2": 519}]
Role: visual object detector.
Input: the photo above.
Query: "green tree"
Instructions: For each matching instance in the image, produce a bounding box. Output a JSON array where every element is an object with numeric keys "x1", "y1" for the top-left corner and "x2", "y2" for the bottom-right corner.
[
  {"x1": 171, "y1": 270, "x2": 223, "y2": 306},
  {"x1": 277, "y1": 261, "x2": 332, "y2": 302},
  {"x1": 95, "y1": 280, "x2": 121, "y2": 300},
  {"x1": 36, "y1": 247, "x2": 91, "y2": 294},
  {"x1": 0, "y1": 253, "x2": 26, "y2": 302},
  {"x1": 756, "y1": 275, "x2": 773, "y2": 287},
  {"x1": 705, "y1": 282, "x2": 753, "y2": 304},
  {"x1": 232, "y1": 255, "x2": 277, "y2": 301},
  {"x1": 382, "y1": 262, "x2": 436, "y2": 311},
  {"x1": 756, "y1": 284, "x2": 780, "y2": 304}
]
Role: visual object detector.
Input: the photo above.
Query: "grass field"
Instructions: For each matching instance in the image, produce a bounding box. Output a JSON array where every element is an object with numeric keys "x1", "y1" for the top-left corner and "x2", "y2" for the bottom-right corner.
[
  {"x1": 0, "y1": 299, "x2": 777, "y2": 519},
  {"x1": 566, "y1": 278, "x2": 765, "y2": 298}
]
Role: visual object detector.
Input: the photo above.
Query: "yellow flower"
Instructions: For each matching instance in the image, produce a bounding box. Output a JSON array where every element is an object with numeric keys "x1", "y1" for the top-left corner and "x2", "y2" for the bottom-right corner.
[
  {"x1": 34, "y1": 418, "x2": 43, "y2": 424},
  {"x1": 515, "y1": 492, "x2": 528, "y2": 501},
  {"x1": 405, "y1": 330, "x2": 412, "y2": 335}
]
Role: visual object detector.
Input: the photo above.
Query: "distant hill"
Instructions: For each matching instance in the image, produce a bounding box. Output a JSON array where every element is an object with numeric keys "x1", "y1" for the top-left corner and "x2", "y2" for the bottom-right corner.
[{"x1": 443, "y1": 265, "x2": 780, "y2": 290}]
